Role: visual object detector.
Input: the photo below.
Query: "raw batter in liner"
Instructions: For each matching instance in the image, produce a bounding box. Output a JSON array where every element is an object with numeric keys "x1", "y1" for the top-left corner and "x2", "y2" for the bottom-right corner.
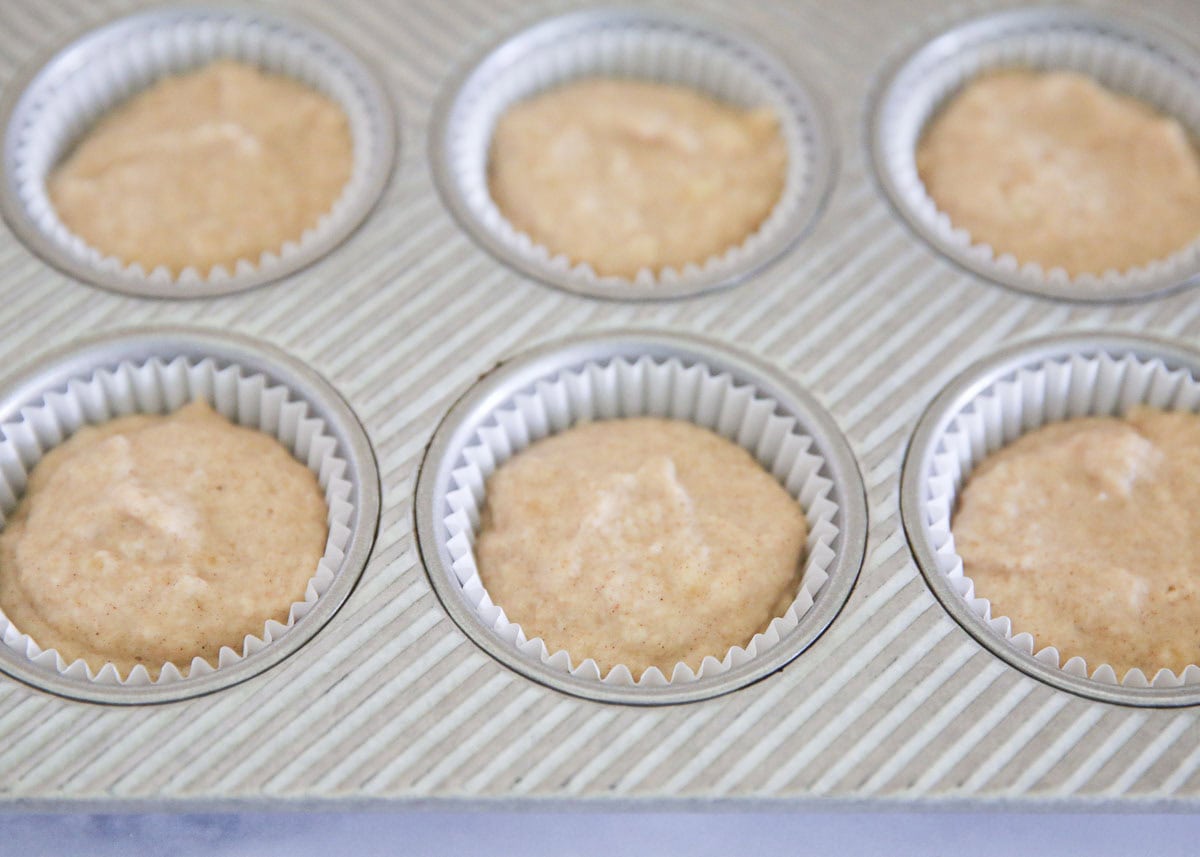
[
  {"x1": 953, "y1": 406, "x2": 1200, "y2": 677},
  {"x1": 475, "y1": 418, "x2": 808, "y2": 676},
  {"x1": 488, "y1": 78, "x2": 787, "y2": 279},
  {"x1": 0, "y1": 401, "x2": 328, "y2": 677},
  {"x1": 917, "y1": 70, "x2": 1200, "y2": 276},
  {"x1": 48, "y1": 60, "x2": 353, "y2": 275}
]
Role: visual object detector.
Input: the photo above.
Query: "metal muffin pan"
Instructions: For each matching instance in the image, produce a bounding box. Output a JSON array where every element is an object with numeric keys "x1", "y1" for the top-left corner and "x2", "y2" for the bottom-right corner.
[
  {"x1": 415, "y1": 330, "x2": 867, "y2": 705},
  {"x1": 869, "y1": 5, "x2": 1200, "y2": 302},
  {"x1": 0, "y1": 0, "x2": 1198, "y2": 810},
  {"x1": 0, "y1": 4, "x2": 396, "y2": 299},
  {"x1": 901, "y1": 333, "x2": 1200, "y2": 708},
  {"x1": 0, "y1": 328, "x2": 381, "y2": 704}
]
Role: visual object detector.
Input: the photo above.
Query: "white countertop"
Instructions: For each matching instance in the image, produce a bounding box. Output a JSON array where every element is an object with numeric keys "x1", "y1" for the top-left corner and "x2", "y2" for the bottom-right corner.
[{"x1": 6, "y1": 811, "x2": 1199, "y2": 856}]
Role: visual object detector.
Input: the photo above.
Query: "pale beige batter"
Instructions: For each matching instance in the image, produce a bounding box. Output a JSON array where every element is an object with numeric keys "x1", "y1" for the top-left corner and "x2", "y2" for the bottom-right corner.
[
  {"x1": 48, "y1": 60, "x2": 353, "y2": 275},
  {"x1": 475, "y1": 418, "x2": 808, "y2": 676},
  {"x1": 0, "y1": 401, "x2": 328, "y2": 677},
  {"x1": 488, "y1": 78, "x2": 787, "y2": 278},
  {"x1": 917, "y1": 70, "x2": 1200, "y2": 276},
  {"x1": 953, "y1": 407, "x2": 1200, "y2": 677}
]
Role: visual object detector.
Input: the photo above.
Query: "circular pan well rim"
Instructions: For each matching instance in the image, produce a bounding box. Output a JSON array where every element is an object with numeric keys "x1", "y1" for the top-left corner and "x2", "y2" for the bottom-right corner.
[
  {"x1": 901, "y1": 332, "x2": 1200, "y2": 708},
  {"x1": 428, "y1": 6, "x2": 837, "y2": 303},
  {"x1": 867, "y1": 5, "x2": 1200, "y2": 304},
  {"x1": 0, "y1": 3, "x2": 398, "y2": 300},
  {"x1": 0, "y1": 326, "x2": 381, "y2": 704},
  {"x1": 414, "y1": 329, "x2": 868, "y2": 706}
]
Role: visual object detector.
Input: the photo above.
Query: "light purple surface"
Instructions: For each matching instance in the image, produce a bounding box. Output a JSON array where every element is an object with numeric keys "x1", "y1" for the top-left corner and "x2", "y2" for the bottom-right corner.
[{"x1": 4, "y1": 812, "x2": 1199, "y2": 856}]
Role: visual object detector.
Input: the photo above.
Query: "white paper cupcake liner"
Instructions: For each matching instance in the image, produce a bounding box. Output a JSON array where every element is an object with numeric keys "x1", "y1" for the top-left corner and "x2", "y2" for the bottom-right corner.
[
  {"x1": 903, "y1": 334, "x2": 1200, "y2": 706},
  {"x1": 871, "y1": 7, "x2": 1200, "y2": 302},
  {"x1": 416, "y1": 332, "x2": 866, "y2": 705},
  {"x1": 429, "y1": 8, "x2": 835, "y2": 301},
  {"x1": 0, "y1": 329, "x2": 378, "y2": 704},
  {"x1": 0, "y1": 6, "x2": 395, "y2": 299}
]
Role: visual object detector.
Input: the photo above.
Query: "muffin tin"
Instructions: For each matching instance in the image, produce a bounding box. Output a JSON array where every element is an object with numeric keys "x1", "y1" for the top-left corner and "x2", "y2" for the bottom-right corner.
[
  {"x1": 416, "y1": 330, "x2": 866, "y2": 705},
  {"x1": 869, "y1": 5, "x2": 1200, "y2": 302},
  {"x1": 0, "y1": 328, "x2": 380, "y2": 704},
  {"x1": 429, "y1": 7, "x2": 835, "y2": 300},
  {"x1": 0, "y1": 0, "x2": 1199, "y2": 809},
  {"x1": 0, "y1": 5, "x2": 395, "y2": 298},
  {"x1": 902, "y1": 333, "x2": 1200, "y2": 708}
]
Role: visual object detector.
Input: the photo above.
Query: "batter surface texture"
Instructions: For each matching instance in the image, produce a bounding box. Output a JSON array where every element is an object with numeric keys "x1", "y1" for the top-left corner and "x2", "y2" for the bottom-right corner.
[
  {"x1": 488, "y1": 78, "x2": 787, "y2": 279},
  {"x1": 474, "y1": 418, "x2": 808, "y2": 676},
  {"x1": 0, "y1": 401, "x2": 328, "y2": 677},
  {"x1": 917, "y1": 70, "x2": 1200, "y2": 276},
  {"x1": 48, "y1": 60, "x2": 353, "y2": 275},
  {"x1": 953, "y1": 406, "x2": 1200, "y2": 677}
]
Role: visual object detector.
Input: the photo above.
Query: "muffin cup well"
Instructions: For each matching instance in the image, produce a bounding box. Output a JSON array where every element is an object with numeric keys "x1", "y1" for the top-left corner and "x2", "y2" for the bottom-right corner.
[
  {"x1": 429, "y1": 8, "x2": 835, "y2": 302},
  {"x1": 415, "y1": 331, "x2": 866, "y2": 705},
  {"x1": 0, "y1": 328, "x2": 379, "y2": 704},
  {"x1": 869, "y1": 6, "x2": 1200, "y2": 302},
  {"x1": 0, "y1": 6, "x2": 396, "y2": 299},
  {"x1": 902, "y1": 333, "x2": 1200, "y2": 708}
]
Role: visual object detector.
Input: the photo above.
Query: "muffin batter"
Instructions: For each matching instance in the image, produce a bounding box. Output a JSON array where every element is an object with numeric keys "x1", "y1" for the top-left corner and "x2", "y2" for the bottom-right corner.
[
  {"x1": 488, "y1": 78, "x2": 787, "y2": 278},
  {"x1": 0, "y1": 401, "x2": 328, "y2": 677},
  {"x1": 48, "y1": 60, "x2": 353, "y2": 275},
  {"x1": 917, "y1": 70, "x2": 1200, "y2": 276},
  {"x1": 953, "y1": 407, "x2": 1200, "y2": 676},
  {"x1": 475, "y1": 418, "x2": 808, "y2": 675}
]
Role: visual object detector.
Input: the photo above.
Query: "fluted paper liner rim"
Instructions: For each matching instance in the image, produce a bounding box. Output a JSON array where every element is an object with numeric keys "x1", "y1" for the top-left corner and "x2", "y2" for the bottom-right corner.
[
  {"x1": 0, "y1": 355, "x2": 355, "y2": 686},
  {"x1": 440, "y1": 354, "x2": 840, "y2": 687},
  {"x1": 920, "y1": 348, "x2": 1200, "y2": 688},
  {"x1": 874, "y1": 7, "x2": 1200, "y2": 299},
  {"x1": 435, "y1": 9, "x2": 832, "y2": 298},
  {"x1": 2, "y1": 5, "x2": 394, "y2": 297}
]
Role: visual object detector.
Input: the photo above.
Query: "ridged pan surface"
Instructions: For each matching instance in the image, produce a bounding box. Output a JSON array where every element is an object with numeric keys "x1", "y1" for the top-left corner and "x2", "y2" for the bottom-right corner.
[{"x1": 0, "y1": 0, "x2": 1197, "y2": 808}]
